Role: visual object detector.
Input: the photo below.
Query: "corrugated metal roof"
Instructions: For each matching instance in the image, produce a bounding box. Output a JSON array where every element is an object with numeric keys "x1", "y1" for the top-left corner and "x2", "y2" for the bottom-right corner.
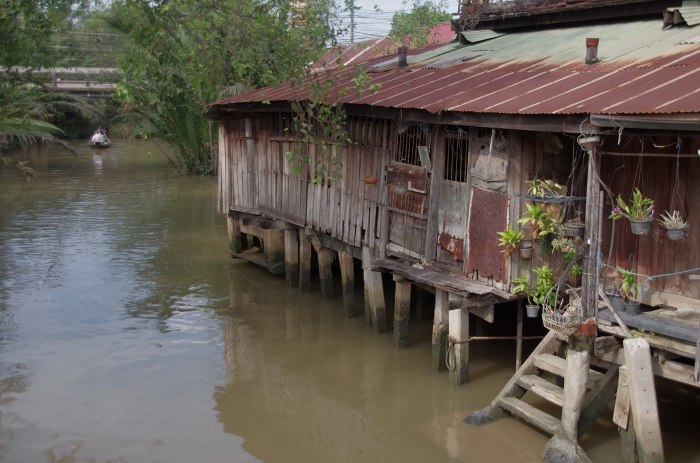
[
  {"x1": 210, "y1": 19, "x2": 700, "y2": 116},
  {"x1": 460, "y1": 30, "x2": 506, "y2": 43},
  {"x1": 676, "y1": 6, "x2": 700, "y2": 26}
]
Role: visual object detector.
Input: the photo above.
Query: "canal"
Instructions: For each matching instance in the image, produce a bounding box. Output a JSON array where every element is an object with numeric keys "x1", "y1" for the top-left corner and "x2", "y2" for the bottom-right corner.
[{"x1": 1, "y1": 139, "x2": 699, "y2": 462}]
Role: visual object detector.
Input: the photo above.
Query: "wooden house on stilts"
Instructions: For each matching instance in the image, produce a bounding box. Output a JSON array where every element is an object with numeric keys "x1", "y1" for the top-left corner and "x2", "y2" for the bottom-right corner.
[{"x1": 208, "y1": 1, "x2": 700, "y2": 461}]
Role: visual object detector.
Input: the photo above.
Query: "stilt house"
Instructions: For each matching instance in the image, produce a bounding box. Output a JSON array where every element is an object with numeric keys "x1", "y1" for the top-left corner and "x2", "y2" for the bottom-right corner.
[{"x1": 208, "y1": 1, "x2": 700, "y2": 461}]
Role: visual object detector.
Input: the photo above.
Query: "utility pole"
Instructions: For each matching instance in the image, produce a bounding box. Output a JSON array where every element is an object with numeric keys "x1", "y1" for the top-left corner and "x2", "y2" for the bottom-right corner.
[{"x1": 345, "y1": 0, "x2": 361, "y2": 44}]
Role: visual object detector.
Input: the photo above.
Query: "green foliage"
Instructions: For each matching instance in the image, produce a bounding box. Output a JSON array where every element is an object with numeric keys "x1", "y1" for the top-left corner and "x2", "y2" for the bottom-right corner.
[
  {"x1": 497, "y1": 226, "x2": 523, "y2": 256},
  {"x1": 107, "y1": 0, "x2": 341, "y2": 175},
  {"x1": 658, "y1": 210, "x2": 688, "y2": 229},
  {"x1": 524, "y1": 178, "x2": 564, "y2": 198},
  {"x1": 630, "y1": 329, "x2": 655, "y2": 338},
  {"x1": 617, "y1": 267, "x2": 638, "y2": 301},
  {"x1": 512, "y1": 264, "x2": 557, "y2": 308},
  {"x1": 517, "y1": 203, "x2": 559, "y2": 236},
  {"x1": 609, "y1": 188, "x2": 654, "y2": 221},
  {"x1": 388, "y1": 0, "x2": 452, "y2": 48},
  {"x1": 570, "y1": 263, "x2": 582, "y2": 276}
]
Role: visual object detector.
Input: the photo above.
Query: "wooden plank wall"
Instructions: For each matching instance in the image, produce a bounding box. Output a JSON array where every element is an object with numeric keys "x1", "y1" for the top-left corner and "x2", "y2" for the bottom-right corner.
[
  {"x1": 599, "y1": 135, "x2": 700, "y2": 300},
  {"x1": 223, "y1": 117, "x2": 259, "y2": 213}
]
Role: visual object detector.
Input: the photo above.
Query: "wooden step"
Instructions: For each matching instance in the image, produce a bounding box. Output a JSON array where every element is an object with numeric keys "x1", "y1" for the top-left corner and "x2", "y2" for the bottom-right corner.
[
  {"x1": 533, "y1": 354, "x2": 604, "y2": 389},
  {"x1": 516, "y1": 375, "x2": 564, "y2": 407},
  {"x1": 498, "y1": 397, "x2": 560, "y2": 435}
]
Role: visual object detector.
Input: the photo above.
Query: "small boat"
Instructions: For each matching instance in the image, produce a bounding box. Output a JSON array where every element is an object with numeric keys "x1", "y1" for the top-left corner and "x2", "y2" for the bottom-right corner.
[{"x1": 89, "y1": 140, "x2": 112, "y2": 149}]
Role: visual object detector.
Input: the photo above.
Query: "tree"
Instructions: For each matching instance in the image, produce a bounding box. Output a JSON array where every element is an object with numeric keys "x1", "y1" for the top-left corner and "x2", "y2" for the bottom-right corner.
[
  {"x1": 106, "y1": 0, "x2": 342, "y2": 175},
  {"x1": 388, "y1": 0, "x2": 452, "y2": 49}
]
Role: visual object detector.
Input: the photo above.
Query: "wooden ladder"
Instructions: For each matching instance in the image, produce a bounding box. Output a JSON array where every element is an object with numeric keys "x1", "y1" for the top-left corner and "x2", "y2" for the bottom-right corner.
[{"x1": 465, "y1": 329, "x2": 619, "y2": 463}]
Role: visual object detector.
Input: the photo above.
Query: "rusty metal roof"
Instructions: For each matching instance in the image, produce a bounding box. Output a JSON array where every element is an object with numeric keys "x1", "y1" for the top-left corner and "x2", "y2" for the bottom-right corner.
[{"x1": 210, "y1": 19, "x2": 700, "y2": 116}]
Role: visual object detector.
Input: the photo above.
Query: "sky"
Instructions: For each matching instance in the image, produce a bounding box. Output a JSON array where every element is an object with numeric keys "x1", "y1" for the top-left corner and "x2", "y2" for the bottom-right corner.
[{"x1": 336, "y1": 0, "x2": 461, "y2": 43}]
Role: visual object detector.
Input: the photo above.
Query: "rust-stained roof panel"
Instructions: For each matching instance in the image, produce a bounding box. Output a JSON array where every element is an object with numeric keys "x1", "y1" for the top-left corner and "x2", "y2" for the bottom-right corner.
[{"x1": 210, "y1": 19, "x2": 700, "y2": 116}]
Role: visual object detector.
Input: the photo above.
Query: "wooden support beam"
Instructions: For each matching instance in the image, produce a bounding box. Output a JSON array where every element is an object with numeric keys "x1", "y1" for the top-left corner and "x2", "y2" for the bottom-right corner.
[
  {"x1": 339, "y1": 251, "x2": 355, "y2": 317},
  {"x1": 559, "y1": 327, "x2": 595, "y2": 442},
  {"x1": 310, "y1": 234, "x2": 323, "y2": 254},
  {"x1": 318, "y1": 247, "x2": 333, "y2": 299},
  {"x1": 227, "y1": 212, "x2": 242, "y2": 254},
  {"x1": 262, "y1": 229, "x2": 285, "y2": 274},
  {"x1": 284, "y1": 229, "x2": 299, "y2": 287},
  {"x1": 516, "y1": 299, "x2": 523, "y2": 370},
  {"x1": 299, "y1": 229, "x2": 311, "y2": 292},
  {"x1": 617, "y1": 367, "x2": 638, "y2": 463},
  {"x1": 449, "y1": 306, "x2": 470, "y2": 385},
  {"x1": 578, "y1": 366, "x2": 619, "y2": 438},
  {"x1": 694, "y1": 318, "x2": 700, "y2": 381},
  {"x1": 594, "y1": 336, "x2": 622, "y2": 357},
  {"x1": 241, "y1": 216, "x2": 296, "y2": 230},
  {"x1": 624, "y1": 338, "x2": 664, "y2": 463},
  {"x1": 240, "y1": 223, "x2": 264, "y2": 239},
  {"x1": 394, "y1": 278, "x2": 411, "y2": 348},
  {"x1": 362, "y1": 247, "x2": 387, "y2": 332},
  {"x1": 432, "y1": 289, "x2": 449, "y2": 372}
]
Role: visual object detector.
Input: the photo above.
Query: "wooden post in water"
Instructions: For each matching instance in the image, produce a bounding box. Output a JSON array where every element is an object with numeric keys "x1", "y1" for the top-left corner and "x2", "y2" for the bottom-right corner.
[
  {"x1": 227, "y1": 212, "x2": 242, "y2": 254},
  {"x1": 299, "y1": 229, "x2": 311, "y2": 292},
  {"x1": 432, "y1": 289, "x2": 449, "y2": 371},
  {"x1": 615, "y1": 366, "x2": 638, "y2": 463},
  {"x1": 624, "y1": 338, "x2": 664, "y2": 463},
  {"x1": 311, "y1": 235, "x2": 333, "y2": 299},
  {"x1": 362, "y1": 246, "x2": 387, "y2": 332},
  {"x1": 448, "y1": 306, "x2": 469, "y2": 384},
  {"x1": 262, "y1": 229, "x2": 285, "y2": 274},
  {"x1": 393, "y1": 276, "x2": 411, "y2": 347},
  {"x1": 516, "y1": 299, "x2": 524, "y2": 370},
  {"x1": 339, "y1": 251, "x2": 355, "y2": 317},
  {"x1": 560, "y1": 326, "x2": 596, "y2": 442},
  {"x1": 284, "y1": 229, "x2": 299, "y2": 287}
]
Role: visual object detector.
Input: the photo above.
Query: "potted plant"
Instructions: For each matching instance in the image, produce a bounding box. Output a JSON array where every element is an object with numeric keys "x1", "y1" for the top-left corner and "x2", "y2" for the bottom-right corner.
[
  {"x1": 609, "y1": 188, "x2": 654, "y2": 235},
  {"x1": 618, "y1": 267, "x2": 640, "y2": 315},
  {"x1": 524, "y1": 178, "x2": 565, "y2": 199},
  {"x1": 563, "y1": 253, "x2": 583, "y2": 287},
  {"x1": 512, "y1": 264, "x2": 557, "y2": 318},
  {"x1": 497, "y1": 226, "x2": 523, "y2": 257},
  {"x1": 389, "y1": 182, "x2": 408, "y2": 195},
  {"x1": 518, "y1": 203, "x2": 559, "y2": 237},
  {"x1": 565, "y1": 209, "x2": 585, "y2": 237},
  {"x1": 511, "y1": 276, "x2": 540, "y2": 318},
  {"x1": 604, "y1": 283, "x2": 624, "y2": 313},
  {"x1": 658, "y1": 210, "x2": 688, "y2": 240}
]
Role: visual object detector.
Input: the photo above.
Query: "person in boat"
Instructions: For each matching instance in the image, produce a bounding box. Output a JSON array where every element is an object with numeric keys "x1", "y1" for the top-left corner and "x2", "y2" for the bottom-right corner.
[{"x1": 90, "y1": 128, "x2": 102, "y2": 145}]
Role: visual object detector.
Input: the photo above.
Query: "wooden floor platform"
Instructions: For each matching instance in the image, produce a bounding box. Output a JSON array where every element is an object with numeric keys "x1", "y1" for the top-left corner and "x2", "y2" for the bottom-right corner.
[
  {"x1": 597, "y1": 308, "x2": 697, "y2": 344},
  {"x1": 371, "y1": 257, "x2": 515, "y2": 300}
]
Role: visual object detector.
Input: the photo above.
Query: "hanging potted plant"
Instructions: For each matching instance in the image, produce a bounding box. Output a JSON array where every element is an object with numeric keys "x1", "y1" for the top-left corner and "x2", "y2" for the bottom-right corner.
[
  {"x1": 609, "y1": 188, "x2": 654, "y2": 235},
  {"x1": 658, "y1": 210, "x2": 688, "y2": 241},
  {"x1": 497, "y1": 226, "x2": 523, "y2": 258},
  {"x1": 563, "y1": 253, "x2": 583, "y2": 287},
  {"x1": 618, "y1": 267, "x2": 640, "y2": 315},
  {"x1": 565, "y1": 209, "x2": 585, "y2": 237},
  {"x1": 512, "y1": 275, "x2": 540, "y2": 318},
  {"x1": 512, "y1": 264, "x2": 557, "y2": 318}
]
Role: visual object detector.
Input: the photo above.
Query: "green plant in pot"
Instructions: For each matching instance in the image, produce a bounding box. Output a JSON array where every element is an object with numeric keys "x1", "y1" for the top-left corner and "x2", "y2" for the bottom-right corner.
[
  {"x1": 497, "y1": 226, "x2": 523, "y2": 257},
  {"x1": 518, "y1": 203, "x2": 559, "y2": 237},
  {"x1": 658, "y1": 210, "x2": 689, "y2": 241},
  {"x1": 562, "y1": 252, "x2": 583, "y2": 287},
  {"x1": 604, "y1": 281, "x2": 624, "y2": 313},
  {"x1": 512, "y1": 264, "x2": 557, "y2": 318},
  {"x1": 609, "y1": 188, "x2": 654, "y2": 235},
  {"x1": 617, "y1": 267, "x2": 641, "y2": 315}
]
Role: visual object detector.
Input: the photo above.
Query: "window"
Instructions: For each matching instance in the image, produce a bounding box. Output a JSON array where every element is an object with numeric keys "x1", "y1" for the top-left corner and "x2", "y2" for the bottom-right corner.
[
  {"x1": 394, "y1": 123, "x2": 429, "y2": 167},
  {"x1": 444, "y1": 130, "x2": 469, "y2": 182}
]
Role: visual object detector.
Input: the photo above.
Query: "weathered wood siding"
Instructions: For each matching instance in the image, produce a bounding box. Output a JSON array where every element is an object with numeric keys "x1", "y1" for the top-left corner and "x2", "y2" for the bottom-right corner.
[{"x1": 600, "y1": 136, "x2": 700, "y2": 301}]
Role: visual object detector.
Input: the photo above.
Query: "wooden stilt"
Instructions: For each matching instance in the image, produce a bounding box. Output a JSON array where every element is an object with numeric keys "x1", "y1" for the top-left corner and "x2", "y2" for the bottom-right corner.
[
  {"x1": 299, "y1": 229, "x2": 311, "y2": 292},
  {"x1": 415, "y1": 286, "x2": 425, "y2": 320},
  {"x1": 362, "y1": 247, "x2": 387, "y2": 332},
  {"x1": 227, "y1": 212, "x2": 242, "y2": 254},
  {"x1": 317, "y1": 248, "x2": 334, "y2": 299},
  {"x1": 362, "y1": 247, "x2": 372, "y2": 326},
  {"x1": 284, "y1": 229, "x2": 299, "y2": 287},
  {"x1": 262, "y1": 229, "x2": 285, "y2": 274},
  {"x1": 624, "y1": 338, "x2": 664, "y2": 463},
  {"x1": 449, "y1": 306, "x2": 469, "y2": 384},
  {"x1": 559, "y1": 331, "x2": 595, "y2": 442},
  {"x1": 621, "y1": 412, "x2": 640, "y2": 463},
  {"x1": 432, "y1": 289, "x2": 449, "y2": 371},
  {"x1": 516, "y1": 299, "x2": 524, "y2": 370},
  {"x1": 340, "y1": 251, "x2": 355, "y2": 317},
  {"x1": 393, "y1": 276, "x2": 411, "y2": 348},
  {"x1": 245, "y1": 234, "x2": 254, "y2": 249}
]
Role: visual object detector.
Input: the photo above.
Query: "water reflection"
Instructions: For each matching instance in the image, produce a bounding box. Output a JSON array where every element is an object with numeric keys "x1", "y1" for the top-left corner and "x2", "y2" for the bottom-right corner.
[{"x1": 91, "y1": 152, "x2": 103, "y2": 174}]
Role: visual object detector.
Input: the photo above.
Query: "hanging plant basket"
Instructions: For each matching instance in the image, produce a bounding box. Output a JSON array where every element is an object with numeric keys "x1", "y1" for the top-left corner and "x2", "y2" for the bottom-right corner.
[
  {"x1": 389, "y1": 182, "x2": 408, "y2": 196},
  {"x1": 519, "y1": 240, "x2": 533, "y2": 259},
  {"x1": 629, "y1": 218, "x2": 653, "y2": 235},
  {"x1": 541, "y1": 283, "x2": 583, "y2": 336},
  {"x1": 565, "y1": 221, "x2": 585, "y2": 237},
  {"x1": 666, "y1": 226, "x2": 688, "y2": 241},
  {"x1": 364, "y1": 176, "x2": 379, "y2": 185}
]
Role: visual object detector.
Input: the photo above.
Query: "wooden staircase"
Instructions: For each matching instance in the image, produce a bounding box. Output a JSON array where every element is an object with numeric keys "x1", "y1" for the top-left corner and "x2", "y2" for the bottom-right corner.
[{"x1": 465, "y1": 327, "x2": 618, "y2": 463}]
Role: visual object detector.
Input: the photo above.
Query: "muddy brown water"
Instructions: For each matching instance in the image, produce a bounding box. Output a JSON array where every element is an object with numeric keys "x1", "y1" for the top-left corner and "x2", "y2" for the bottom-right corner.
[{"x1": 1, "y1": 140, "x2": 700, "y2": 463}]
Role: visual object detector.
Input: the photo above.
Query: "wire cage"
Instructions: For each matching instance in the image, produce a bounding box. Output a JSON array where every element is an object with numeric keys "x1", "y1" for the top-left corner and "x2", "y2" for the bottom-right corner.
[{"x1": 541, "y1": 283, "x2": 583, "y2": 336}]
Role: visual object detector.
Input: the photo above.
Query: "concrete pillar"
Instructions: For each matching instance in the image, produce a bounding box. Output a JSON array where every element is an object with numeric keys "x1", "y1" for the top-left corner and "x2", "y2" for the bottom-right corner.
[
  {"x1": 449, "y1": 306, "x2": 469, "y2": 384},
  {"x1": 284, "y1": 229, "x2": 299, "y2": 287},
  {"x1": 262, "y1": 229, "x2": 285, "y2": 274},
  {"x1": 339, "y1": 251, "x2": 355, "y2": 317},
  {"x1": 393, "y1": 277, "x2": 411, "y2": 347},
  {"x1": 226, "y1": 212, "x2": 242, "y2": 255},
  {"x1": 299, "y1": 229, "x2": 311, "y2": 292},
  {"x1": 432, "y1": 289, "x2": 449, "y2": 371},
  {"x1": 362, "y1": 246, "x2": 387, "y2": 332}
]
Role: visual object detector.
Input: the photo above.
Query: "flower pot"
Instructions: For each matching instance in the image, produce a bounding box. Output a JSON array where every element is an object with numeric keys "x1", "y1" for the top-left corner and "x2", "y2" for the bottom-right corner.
[
  {"x1": 519, "y1": 241, "x2": 533, "y2": 259},
  {"x1": 567, "y1": 273, "x2": 582, "y2": 288},
  {"x1": 364, "y1": 176, "x2": 379, "y2": 185},
  {"x1": 666, "y1": 226, "x2": 688, "y2": 241},
  {"x1": 605, "y1": 291, "x2": 625, "y2": 313},
  {"x1": 624, "y1": 300, "x2": 641, "y2": 316},
  {"x1": 526, "y1": 304, "x2": 540, "y2": 318},
  {"x1": 566, "y1": 222, "x2": 585, "y2": 237},
  {"x1": 629, "y1": 218, "x2": 653, "y2": 235},
  {"x1": 389, "y1": 182, "x2": 408, "y2": 195}
]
